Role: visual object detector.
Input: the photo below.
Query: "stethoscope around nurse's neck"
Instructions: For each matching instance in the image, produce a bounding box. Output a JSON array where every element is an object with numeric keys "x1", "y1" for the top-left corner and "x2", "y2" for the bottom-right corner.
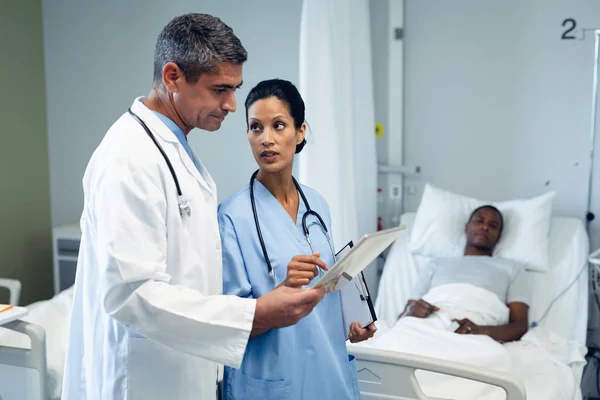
[{"x1": 249, "y1": 170, "x2": 337, "y2": 283}]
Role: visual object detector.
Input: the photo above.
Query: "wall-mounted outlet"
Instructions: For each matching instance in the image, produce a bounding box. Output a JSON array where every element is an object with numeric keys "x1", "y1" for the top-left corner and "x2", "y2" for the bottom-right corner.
[{"x1": 390, "y1": 184, "x2": 401, "y2": 200}]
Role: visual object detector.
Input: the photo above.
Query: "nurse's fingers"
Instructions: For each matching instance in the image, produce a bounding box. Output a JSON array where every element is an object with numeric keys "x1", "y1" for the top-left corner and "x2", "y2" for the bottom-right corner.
[
  {"x1": 348, "y1": 322, "x2": 377, "y2": 343},
  {"x1": 288, "y1": 255, "x2": 328, "y2": 275},
  {"x1": 310, "y1": 253, "x2": 329, "y2": 271},
  {"x1": 286, "y1": 274, "x2": 316, "y2": 288},
  {"x1": 290, "y1": 254, "x2": 328, "y2": 271},
  {"x1": 288, "y1": 258, "x2": 320, "y2": 276}
]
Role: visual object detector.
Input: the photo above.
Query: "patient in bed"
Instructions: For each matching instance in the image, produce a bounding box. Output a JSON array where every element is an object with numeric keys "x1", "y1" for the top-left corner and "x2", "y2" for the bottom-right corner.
[
  {"x1": 359, "y1": 206, "x2": 582, "y2": 399},
  {"x1": 400, "y1": 205, "x2": 530, "y2": 342}
]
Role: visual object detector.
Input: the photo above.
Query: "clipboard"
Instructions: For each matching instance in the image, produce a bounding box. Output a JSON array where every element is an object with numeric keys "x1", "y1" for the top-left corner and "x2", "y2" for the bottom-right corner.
[
  {"x1": 314, "y1": 225, "x2": 405, "y2": 291},
  {"x1": 336, "y1": 242, "x2": 378, "y2": 339}
]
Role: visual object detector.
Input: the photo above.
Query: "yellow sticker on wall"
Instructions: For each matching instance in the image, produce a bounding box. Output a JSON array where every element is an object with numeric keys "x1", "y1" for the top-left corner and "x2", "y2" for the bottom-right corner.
[{"x1": 375, "y1": 123, "x2": 384, "y2": 138}]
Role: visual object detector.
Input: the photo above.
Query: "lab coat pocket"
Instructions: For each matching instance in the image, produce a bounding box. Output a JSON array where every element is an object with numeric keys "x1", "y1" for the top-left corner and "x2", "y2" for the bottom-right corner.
[
  {"x1": 226, "y1": 369, "x2": 290, "y2": 400},
  {"x1": 348, "y1": 354, "x2": 361, "y2": 399}
]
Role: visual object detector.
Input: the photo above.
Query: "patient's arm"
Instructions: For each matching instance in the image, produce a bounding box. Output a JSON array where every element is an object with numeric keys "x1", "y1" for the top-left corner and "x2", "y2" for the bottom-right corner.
[{"x1": 454, "y1": 302, "x2": 529, "y2": 342}]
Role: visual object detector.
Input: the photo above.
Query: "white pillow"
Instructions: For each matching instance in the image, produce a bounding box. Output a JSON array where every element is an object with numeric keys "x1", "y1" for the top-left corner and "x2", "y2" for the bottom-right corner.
[{"x1": 409, "y1": 184, "x2": 555, "y2": 272}]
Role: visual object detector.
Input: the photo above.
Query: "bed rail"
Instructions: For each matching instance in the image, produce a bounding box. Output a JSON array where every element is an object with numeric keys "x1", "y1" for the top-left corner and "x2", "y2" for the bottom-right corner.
[
  {"x1": 0, "y1": 279, "x2": 21, "y2": 306},
  {"x1": 349, "y1": 345, "x2": 526, "y2": 400},
  {"x1": 0, "y1": 320, "x2": 48, "y2": 400}
]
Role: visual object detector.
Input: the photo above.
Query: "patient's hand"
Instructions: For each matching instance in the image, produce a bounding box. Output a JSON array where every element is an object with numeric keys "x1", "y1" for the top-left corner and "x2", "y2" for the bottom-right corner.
[
  {"x1": 403, "y1": 299, "x2": 440, "y2": 318},
  {"x1": 348, "y1": 322, "x2": 377, "y2": 343},
  {"x1": 453, "y1": 318, "x2": 484, "y2": 335}
]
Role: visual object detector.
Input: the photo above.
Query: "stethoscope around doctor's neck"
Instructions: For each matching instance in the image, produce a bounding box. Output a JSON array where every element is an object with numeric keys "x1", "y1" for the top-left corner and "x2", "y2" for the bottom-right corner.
[
  {"x1": 128, "y1": 108, "x2": 192, "y2": 218},
  {"x1": 249, "y1": 170, "x2": 336, "y2": 283}
]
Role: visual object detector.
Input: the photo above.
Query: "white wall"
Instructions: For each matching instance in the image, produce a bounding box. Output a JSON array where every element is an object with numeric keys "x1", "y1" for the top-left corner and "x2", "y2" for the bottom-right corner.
[
  {"x1": 43, "y1": 0, "x2": 302, "y2": 227},
  {"x1": 402, "y1": 0, "x2": 600, "y2": 249}
]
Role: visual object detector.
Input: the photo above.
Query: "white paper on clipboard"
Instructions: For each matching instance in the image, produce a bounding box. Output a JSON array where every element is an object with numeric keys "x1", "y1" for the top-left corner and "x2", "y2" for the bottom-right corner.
[{"x1": 314, "y1": 225, "x2": 405, "y2": 291}]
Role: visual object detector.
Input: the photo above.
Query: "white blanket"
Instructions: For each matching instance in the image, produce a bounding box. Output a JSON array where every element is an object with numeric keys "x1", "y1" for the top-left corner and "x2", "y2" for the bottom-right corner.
[{"x1": 361, "y1": 283, "x2": 585, "y2": 399}]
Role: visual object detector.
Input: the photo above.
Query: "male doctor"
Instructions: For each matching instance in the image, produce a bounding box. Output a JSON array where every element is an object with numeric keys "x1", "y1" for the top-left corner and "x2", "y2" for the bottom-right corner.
[{"x1": 62, "y1": 13, "x2": 326, "y2": 400}]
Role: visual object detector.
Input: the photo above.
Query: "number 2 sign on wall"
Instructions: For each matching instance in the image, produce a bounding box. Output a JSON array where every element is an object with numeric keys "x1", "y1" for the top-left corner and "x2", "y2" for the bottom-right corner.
[
  {"x1": 562, "y1": 18, "x2": 599, "y2": 41},
  {"x1": 562, "y1": 18, "x2": 577, "y2": 40}
]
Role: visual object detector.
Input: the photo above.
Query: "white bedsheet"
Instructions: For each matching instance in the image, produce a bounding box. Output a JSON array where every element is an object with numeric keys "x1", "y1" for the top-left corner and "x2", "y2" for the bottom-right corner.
[
  {"x1": 363, "y1": 283, "x2": 586, "y2": 399},
  {"x1": 505, "y1": 329, "x2": 585, "y2": 400}
]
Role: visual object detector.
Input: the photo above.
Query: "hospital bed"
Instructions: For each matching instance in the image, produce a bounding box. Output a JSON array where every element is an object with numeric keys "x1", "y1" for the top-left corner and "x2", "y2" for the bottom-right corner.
[
  {"x1": 0, "y1": 278, "x2": 49, "y2": 400},
  {"x1": 0, "y1": 282, "x2": 73, "y2": 400},
  {"x1": 348, "y1": 211, "x2": 589, "y2": 399}
]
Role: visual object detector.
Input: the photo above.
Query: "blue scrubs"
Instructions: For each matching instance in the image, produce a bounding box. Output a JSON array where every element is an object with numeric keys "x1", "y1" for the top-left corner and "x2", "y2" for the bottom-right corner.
[{"x1": 218, "y1": 181, "x2": 360, "y2": 400}]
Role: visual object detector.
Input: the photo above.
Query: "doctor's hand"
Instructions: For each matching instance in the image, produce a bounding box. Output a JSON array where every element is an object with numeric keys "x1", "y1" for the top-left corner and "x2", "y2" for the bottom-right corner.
[
  {"x1": 403, "y1": 299, "x2": 440, "y2": 318},
  {"x1": 251, "y1": 285, "x2": 326, "y2": 337},
  {"x1": 348, "y1": 322, "x2": 377, "y2": 343},
  {"x1": 284, "y1": 253, "x2": 328, "y2": 288}
]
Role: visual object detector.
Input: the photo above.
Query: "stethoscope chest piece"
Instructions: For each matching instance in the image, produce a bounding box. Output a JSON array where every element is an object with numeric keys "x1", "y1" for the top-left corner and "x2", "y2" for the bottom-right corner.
[{"x1": 179, "y1": 200, "x2": 191, "y2": 217}]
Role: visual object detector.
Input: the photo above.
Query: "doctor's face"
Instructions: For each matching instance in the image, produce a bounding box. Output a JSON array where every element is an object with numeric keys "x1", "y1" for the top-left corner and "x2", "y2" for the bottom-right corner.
[
  {"x1": 247, "y1": 97, "x2": 306, "y2": 174},
  {"x1": 172, "y1": 62, "x2": 243, "y2": 132}
]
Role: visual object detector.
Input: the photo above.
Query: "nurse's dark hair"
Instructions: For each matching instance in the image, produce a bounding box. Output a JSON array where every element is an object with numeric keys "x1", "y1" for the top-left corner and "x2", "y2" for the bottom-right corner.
[
  {"x1": 153, "y1": 13, "x2": 247, "y2": 84},
  {"x1": 468, "y1": 205, "x2": 504, "y2": 235},
  {"x1": 245, "y1": 79, "x2": 307, "y2": 154}
]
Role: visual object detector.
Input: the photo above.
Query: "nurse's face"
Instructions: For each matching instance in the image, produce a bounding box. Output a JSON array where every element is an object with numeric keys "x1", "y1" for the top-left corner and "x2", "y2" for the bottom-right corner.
[
  {"x1": 164, "y1": 62, "x2": 243, "y2": 132},
  {"x1": 247, "y1": 97, "x2": 306, "y2": 174}
]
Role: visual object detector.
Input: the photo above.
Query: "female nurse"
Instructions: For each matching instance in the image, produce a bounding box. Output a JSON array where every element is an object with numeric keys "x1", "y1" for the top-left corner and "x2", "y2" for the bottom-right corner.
[{"x1": 218, "y1": 79, "x2": 377, "y2": 400}]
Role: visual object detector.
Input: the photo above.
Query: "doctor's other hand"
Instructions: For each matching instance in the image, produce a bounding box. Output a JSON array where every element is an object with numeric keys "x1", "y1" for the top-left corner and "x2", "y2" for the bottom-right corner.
[
  {"x1": 284, "y1": 253, "x2": 328, "y2": 288},
  {"x1": 348, "y1": 322, "x2": 377, "y2": 343},
  {"x1": 404, "y1": 299, "x2": 440, "y2": 318},
  {"x1": 251, "y1": 285, "x2": 326, "y2": 337}
]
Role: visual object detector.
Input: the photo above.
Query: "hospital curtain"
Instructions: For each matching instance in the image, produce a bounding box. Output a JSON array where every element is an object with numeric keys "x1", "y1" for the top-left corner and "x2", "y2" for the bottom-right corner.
[{"x1": 298, "y1": 0, "x2": 377, "y2": 248}]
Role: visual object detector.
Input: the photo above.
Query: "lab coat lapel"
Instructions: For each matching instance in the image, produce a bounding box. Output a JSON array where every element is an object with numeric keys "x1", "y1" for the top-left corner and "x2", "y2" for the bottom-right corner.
[
  {"x1": 130, "y1": 98, "x2": 178, "y2": 144},
  {"x1": 180, "y1": 146, "x2": 217, "y2": 196},
  {"x1": 130, "y1": 98, "x2": 215, "y2": 195}
]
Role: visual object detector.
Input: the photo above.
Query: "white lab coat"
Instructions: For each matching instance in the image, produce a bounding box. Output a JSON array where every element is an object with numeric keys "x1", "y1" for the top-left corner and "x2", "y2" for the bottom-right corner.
[{"x1": 62, "y1": 98, "x2": 256, "y2": 400}]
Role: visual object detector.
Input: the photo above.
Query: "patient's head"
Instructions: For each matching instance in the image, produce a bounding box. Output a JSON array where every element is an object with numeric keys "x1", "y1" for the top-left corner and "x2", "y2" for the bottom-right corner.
[{"x1": 464, "y1": 205, "x2": 504, "y2": 256}]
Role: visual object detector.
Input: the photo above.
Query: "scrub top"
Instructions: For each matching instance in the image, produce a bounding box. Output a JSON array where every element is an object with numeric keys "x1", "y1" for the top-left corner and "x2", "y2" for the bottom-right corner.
[{"x1": 218, "y1": 180, "x2": 360, "y2": 400}]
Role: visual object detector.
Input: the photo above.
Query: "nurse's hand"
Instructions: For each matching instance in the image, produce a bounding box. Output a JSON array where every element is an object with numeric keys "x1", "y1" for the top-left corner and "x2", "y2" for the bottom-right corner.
[
  {"x1": 251, "y1": 285, "x2": 326, "y2": 337},
  {"x1": 348, "y1": 322, "x2": 377, "y2": 343},
  {"x1": 284, "y1": 253, "x2": 328, "y2": 288}
]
